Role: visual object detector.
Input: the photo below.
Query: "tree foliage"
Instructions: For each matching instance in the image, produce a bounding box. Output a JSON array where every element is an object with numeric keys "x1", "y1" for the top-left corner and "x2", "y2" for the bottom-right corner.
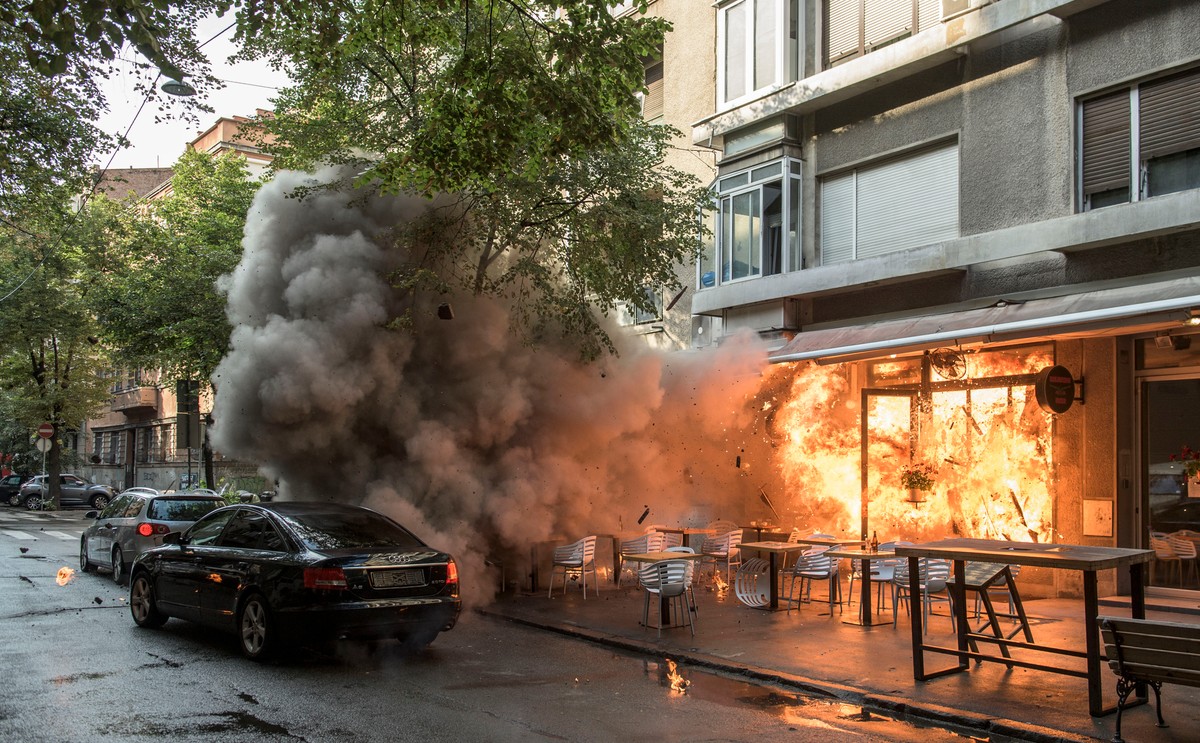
[
  {"x1": 234, "y1": 0, "x2": 707, "y2": 357},
  {"x1": 89, "y1": 149, "x2": 260, "y2": 383}
]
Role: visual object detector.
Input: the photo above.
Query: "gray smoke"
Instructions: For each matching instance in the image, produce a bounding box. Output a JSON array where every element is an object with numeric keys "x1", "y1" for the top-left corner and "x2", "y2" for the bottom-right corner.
[{"x1": 211, "y1": 167, "x2": 773, "y2": 606}]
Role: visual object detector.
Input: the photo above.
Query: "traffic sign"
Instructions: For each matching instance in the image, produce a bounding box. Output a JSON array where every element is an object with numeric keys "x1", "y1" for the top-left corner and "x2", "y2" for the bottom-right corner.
[
  {"x1": 35, "y1": 438, "x2": 51, "y2": 453},
  {"x1": 37, "y1": 423, "x2": 54, "y2": 439}
]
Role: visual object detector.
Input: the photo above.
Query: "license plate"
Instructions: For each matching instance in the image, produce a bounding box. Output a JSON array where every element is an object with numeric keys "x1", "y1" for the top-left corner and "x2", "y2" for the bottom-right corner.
[{"x1": 369, "y1": 569, "x2": 425, "y2": 588}]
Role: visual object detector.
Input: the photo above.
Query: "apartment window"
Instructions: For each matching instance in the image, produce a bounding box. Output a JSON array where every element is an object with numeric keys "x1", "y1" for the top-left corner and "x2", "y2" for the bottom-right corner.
[
  {"x1": 700, "y1": 158, "x2": 802, "y2": 288},
  {"x1": 820, "y1": 141, "x2": 959, "y2": 264},
  {"x1": 642, "y1": 45, "x2": 664, "y2": 121},
  {"x1": 617, "y1": 286, "x2": 664, "y2": 326},
  {"x1": 1080, "y1": 66, "x2": 1200, "y2": 211},
  {"x1": 718, "y1": 0, "x2": 800, "y2": 108},
  {"x1": 826, "y1": 0, "x2": 942, "y2": 67}
]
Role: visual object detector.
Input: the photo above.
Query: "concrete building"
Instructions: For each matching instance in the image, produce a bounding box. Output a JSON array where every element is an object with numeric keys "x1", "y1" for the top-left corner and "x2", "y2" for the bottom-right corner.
[
  {"x1": 81, "y1": 113, "x2": 273, "y2": 493},
  {"x1": 662, "y1": 0, "x2": 1200, "y2": 601}
]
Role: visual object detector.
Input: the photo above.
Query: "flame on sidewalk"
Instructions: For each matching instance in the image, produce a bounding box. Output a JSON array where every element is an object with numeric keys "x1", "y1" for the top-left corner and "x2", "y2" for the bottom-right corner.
[
  {"x1": 56, "y1": 567, "x2": 76, "y2": 586},
  {"x1": 665, "y1": 658, "x2": 690, "y2": 693}
]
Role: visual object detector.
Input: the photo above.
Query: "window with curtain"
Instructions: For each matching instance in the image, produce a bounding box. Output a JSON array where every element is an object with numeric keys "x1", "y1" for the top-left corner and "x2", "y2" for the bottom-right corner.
[
  {"x1": 819, "y1": 141, "x2": 959, "y2": 264},
  {"x1": 1080, "y1": 65, "x2": 1200, "y2": 211}
]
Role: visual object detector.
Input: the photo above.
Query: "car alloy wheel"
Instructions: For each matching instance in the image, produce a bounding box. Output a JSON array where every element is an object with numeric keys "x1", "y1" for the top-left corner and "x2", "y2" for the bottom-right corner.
[
  {"x1": 79, "y1": 539, "x2": 95, "y2": 573},
  {"x1": 129, "y1": 573, "x2": 167, "y2": 628},
  {"x1": 111, "y1": 548, "x2": 125, "y2": 585},
  {"x1": 23, "y1": 495, "x2": 41, "y2": 511},
  {"x1": 6, "y1": 493, "x2": 19, "y2": 507},
  {"x1": 91, "y1": 494, "x2": 110, "y2": 510},
  {"x1": 238, "y1": 593, "x2": 275, "y2": 661}
]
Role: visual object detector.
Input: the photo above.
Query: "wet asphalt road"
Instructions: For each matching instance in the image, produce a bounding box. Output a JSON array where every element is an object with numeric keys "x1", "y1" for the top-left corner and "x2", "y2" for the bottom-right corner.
[{"x1": 0, "y1": 508, "x2": 969, "y2": 742}]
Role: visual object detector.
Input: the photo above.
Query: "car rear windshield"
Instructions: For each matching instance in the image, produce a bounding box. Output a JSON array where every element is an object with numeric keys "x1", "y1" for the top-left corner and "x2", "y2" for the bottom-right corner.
[
  {"x1": 276, "y1": 510, "x2": 425, "y2": 551},
  {"x1": 148, "y1": 498, "x2": 224, "y2": 521}
]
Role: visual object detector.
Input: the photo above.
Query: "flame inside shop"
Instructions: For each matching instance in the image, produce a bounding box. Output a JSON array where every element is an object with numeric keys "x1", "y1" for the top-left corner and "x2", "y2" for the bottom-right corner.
[{"x1": 209, "y1": 169, "x2": 1067, "y2": 608}]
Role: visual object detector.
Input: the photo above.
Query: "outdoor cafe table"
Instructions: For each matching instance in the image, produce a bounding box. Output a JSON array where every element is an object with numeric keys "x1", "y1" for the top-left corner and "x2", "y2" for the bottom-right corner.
[
  {"x1": 823, "y1": 548, "x2": 895, "y2": 627},
  {"x1": 622, "y1": 551, "x2": 705, "y2": 625},
  {"x1": 894, "y1": 538, "x2": 1154, "y2": 717}
]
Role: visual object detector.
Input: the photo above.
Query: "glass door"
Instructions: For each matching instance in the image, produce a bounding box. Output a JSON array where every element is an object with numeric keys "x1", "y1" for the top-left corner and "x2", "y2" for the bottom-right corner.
[{"x1": 1142, "y1": 376, "x2": 1200, "y2": 590}]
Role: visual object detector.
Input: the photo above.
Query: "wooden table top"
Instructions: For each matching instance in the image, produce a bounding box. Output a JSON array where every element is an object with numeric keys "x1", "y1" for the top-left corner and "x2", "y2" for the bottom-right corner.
[
  {"x1": 790, "y1": 536, "x2": 866, "y2": 547},
  {"x1": 824, "y1": 548, "x2": 896, "y2": 559},
  {"x1": 739, "y1": 540, "x2": 812, "y2": 552},
  {"x1": 895, "y1": 538, "x2": 1153, "y2": 571}
]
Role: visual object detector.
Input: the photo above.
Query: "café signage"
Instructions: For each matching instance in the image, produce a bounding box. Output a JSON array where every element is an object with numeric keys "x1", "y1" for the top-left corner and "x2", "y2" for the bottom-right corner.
[{"x1": 1034, "y1": 365, "x2": 1075, "y2": 414}]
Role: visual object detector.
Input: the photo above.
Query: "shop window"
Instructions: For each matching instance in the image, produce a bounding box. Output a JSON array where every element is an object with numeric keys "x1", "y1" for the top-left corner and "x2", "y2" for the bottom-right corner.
[
  {"x1": 820, "y1": 141, "x2": 959, "y2": 264},
  {"x1": 718, "y1": 0, "x2": 801, "y2": 109},
  {"x1": 700, "y1": 158, "x2": 802, "y2": 289},
  {"x1": 1080, "y1": 66, "x2": 1200, "y2": 211}
]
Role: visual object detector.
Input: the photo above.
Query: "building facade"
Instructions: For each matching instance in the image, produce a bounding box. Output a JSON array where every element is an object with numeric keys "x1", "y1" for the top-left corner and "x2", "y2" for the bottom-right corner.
[{"x1": 668, "y1": 0, "x2": 1200, "y2": 600}]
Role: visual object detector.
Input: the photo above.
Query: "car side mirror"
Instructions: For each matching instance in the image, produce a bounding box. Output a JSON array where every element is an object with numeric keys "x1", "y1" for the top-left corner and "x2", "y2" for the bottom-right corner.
[
  {"x1": 163, "y1": 532, "x2": 183, "y2": 545},
  {"x1": 85, "y1": 510, "x2": 99, "y2": 519}
]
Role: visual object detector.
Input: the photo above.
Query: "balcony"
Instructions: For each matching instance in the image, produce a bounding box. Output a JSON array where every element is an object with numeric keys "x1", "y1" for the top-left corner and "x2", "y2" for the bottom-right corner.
[{"x1": 111, "y1": 386, "x2": 159, "y2": 414}]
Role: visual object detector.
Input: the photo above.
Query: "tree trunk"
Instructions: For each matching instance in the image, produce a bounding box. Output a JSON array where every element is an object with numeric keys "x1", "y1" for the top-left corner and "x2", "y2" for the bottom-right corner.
[{"x1": 47, "y1": 435, "x2": 62, "y2": 510}]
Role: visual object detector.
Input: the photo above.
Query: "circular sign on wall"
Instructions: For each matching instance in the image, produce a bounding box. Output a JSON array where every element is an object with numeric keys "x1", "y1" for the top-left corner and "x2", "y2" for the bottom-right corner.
[{"x1": 1035, "y1": 365, "x2": 1076, "y2": 414}]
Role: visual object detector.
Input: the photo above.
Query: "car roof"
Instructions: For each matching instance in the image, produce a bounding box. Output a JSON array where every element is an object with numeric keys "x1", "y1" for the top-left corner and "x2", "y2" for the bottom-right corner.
[{"x1": 254, "y1": 501, "x2": 379, "y2": 517}]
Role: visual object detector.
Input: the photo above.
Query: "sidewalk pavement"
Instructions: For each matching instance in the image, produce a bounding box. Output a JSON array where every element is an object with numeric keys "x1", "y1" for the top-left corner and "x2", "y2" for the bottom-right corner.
[{"x1": 480, "y1": 574, "x2": 1200, "y2": 743}]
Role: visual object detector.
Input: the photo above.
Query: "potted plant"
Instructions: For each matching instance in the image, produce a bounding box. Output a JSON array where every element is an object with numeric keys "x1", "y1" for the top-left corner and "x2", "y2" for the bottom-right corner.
[
  {"x1": 1169, "y1": 445, "x2": 1200, "y2": 497},
  {"x1": 900, "y1": 462, "x2": 937, "y2": 504}
]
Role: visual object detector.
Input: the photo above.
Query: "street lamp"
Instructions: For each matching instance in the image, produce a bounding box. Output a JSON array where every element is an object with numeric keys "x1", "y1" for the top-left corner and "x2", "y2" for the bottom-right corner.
[{"x1": 160, "y1": 78, "x2": 196, "y2": 96}]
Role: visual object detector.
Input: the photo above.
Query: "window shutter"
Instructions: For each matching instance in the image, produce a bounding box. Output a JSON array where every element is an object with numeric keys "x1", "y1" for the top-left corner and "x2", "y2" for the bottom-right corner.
[
  {"x1": 1139, "y1": 67, "x2": 1200, "y2": 160},
  {"x1": 855, "y1": 142, "x2": 959, "y2": 259},
  {"x1": 864, "y1": 0, "x2": 912, "y2": 49},
  {"x1": 917, "y1": 0, "x2": 941, "y2": 32},
  {"x1": 643, "y1": 50, "x2": 664, "y2": 120},
  {"x1": 820, "y1": 172, "x2": 856, "y2": 265},
  {"x1": 1081, "y1": 91, "x2": 1131, "y2": 195},
  {"x1": 827, "y1": 0, "x2": 861, "y2": 62}
]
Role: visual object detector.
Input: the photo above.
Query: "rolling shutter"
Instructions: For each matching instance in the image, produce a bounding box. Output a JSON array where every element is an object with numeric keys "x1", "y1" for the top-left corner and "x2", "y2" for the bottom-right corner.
[
  {"x1": 865, "y1": 0, "x2": 913, "y2": 49},
  {"x1": 827, "y1": 0, "x2": 861, "y2": 62},
  {"x1": 1081, "y1": 91, "x2": 1131, "y2": 196},
  {"x1": 642, "y1": 47, "x2": 664, "y2": 120},
  {"x1": 820, "y1": 172, "x2": 856, "y2": 265},
  {"x1": 855, "y1": 142, "x2": 959, "y2": 259},
  {"x1": 1139, "y1": 67, "x2": 1200, "y2": 160}
]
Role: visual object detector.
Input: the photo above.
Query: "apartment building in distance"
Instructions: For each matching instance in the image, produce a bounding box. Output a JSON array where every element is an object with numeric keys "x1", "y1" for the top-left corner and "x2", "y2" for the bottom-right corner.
[{"x1": 628, "y1": 0, "x2": 1200, "y2": 601}]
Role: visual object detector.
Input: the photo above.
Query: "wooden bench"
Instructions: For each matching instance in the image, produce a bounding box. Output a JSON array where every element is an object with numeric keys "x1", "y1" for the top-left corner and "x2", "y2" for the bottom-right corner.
[{"x1": 1098, "y1": 616, "x2": 1200, "y2": 742}]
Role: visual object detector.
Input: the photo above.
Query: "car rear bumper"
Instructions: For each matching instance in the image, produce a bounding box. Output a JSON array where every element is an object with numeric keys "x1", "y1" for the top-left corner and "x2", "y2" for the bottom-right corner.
[{"x1": 275, "y1": 596, "x2": 461, "y2": 641}]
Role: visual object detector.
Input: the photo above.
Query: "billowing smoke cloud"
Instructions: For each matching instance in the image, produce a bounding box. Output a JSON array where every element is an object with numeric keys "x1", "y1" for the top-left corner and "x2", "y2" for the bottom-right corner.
[{"x1": 211, "y1": 167, "x2": 775, "y2": 606}]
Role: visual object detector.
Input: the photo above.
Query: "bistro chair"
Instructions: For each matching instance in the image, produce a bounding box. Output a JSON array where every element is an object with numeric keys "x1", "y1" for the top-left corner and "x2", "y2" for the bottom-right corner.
[
  {"x1": 847, "y1": 540, "x2": 910, "y2": 615},
  {"x1": 785, "y1": 545, "x2": 840, "y2": 612},
  {"x1": 1169, "y1": 533, "x2": 1198, "y2": 585},
  {"x1": 617, "y1": 531, "x2": 666, "y2": 588},
  {"x1": 700, "y1": 528, "x2": 743, "y2": 583},
  {"x1": 639, "y1": 557, "x2": 695, "y2": 638},
  {"x1": 665, "y1": 545, "x2": 700, "y2": 613},
  {"x1": 893, "y1": 558, "x2": 953, "y2": 633},
  {"x1": 1150, "y1": 535, "x2": 1182, "y2": 585},
  {"x1": 548, "y1": 535, "x2": 598, "y2": 599},
  {"x1": 645, "y1": 524, "x2": 683, "y2": 548}
]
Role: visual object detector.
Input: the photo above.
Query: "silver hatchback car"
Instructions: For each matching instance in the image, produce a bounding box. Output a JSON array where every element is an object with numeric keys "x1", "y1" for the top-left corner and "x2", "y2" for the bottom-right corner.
[{"x1": 80, "y1": 490, "x2": 226, "y2": 584}]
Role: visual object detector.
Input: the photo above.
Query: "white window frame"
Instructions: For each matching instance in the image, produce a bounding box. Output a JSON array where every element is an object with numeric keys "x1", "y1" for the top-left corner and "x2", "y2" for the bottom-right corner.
[
  {"x1": 700, "y1": 157, "x2": 803, "y2": 289},
  {"x1": 717, "y1": 0, "x2": 801, "y2": 110}
]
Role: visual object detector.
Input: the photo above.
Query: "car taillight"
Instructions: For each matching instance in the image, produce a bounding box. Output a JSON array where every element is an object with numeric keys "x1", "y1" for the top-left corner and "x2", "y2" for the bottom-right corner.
[
  {"x1": 136, "y1": 523, "x2": 169, "y2": 537},
  {"x1": 446, "y1": 559, "x2": 459, "y2": 587},
  {"x1": 303, "y1": 567, "x2": 348, "y2": 590}
]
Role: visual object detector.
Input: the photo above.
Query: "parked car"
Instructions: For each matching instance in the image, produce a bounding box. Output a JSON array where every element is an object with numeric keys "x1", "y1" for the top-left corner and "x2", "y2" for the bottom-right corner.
[
  {"x1": 1150, "y1": 499, "x2": 1200, "y2": 534},
  {"x1": 80, "y1": 489, "x2": 226, "y2": 584},
  {"x1": 128, "y1": 502, "x2": 461, "y2": 660},
  {"x1": 1, "y1": 473, "x2": 33, "y2": 507},
  {"x1": 19, "y1": 474, "x2": 115, "y2": 510}
]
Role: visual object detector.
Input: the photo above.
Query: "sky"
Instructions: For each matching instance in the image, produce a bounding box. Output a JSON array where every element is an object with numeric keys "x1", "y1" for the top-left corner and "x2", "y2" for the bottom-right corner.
[{"x1": 94, "y1": 14, "x2": 289, "y2": 171}]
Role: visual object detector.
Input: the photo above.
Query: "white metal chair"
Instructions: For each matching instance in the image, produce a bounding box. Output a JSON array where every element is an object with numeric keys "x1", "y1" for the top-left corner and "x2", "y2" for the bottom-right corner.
[
  {"x1": 617, "y1": 531, "x2": 665, "y2": 588},
  {"x1": 1151, "y1": 535, "x2": 1182, "y2": 585},
  {"x1": 893, "y1": 557, "x2": 953, "y2": 633},
  {"x1": 664, "y1": 545, "x2": 699, "y2": 613},
  {"x1": 700, "y1": 529, "x2": 743, "y2": 583},
  {"x1": 1169, "y1": 533, "x2": 1198, "y2": 584},
  {"x1": 785, "y1": 545, "x2": 840, "y2": 612},
  {"x1": 645, "y1": 524, "x2": 683, "y2": 548},
  {"x1": 548, "y1": 535, "x2": 598, "y2": 599},
  {"x1": 639, "y1": 557, "x2": 695, "y2": 637}
]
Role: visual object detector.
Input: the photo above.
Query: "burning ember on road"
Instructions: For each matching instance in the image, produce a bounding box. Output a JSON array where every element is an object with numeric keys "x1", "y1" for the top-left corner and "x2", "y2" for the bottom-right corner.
[
  {"x1": 55, "y1": 567, "x2": 75, "y2": 586},
  {"x1": 665, "y1": 658, "x2": 690, "y2": 693}
]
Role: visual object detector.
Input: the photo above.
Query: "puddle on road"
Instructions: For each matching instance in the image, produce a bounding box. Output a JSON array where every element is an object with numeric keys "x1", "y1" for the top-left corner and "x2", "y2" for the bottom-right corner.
[{"x1": 641, "y1": 658, "x2": 979, "y2": 741}]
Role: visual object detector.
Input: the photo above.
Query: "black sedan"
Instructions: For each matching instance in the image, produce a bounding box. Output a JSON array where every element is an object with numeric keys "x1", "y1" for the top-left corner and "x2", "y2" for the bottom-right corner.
[{"x1": 127, "y1": 502, "x2": 461, "y2": 660}]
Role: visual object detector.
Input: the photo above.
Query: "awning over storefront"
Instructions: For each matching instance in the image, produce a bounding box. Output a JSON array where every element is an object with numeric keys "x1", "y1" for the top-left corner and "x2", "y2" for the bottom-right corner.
[{"x1": 769, "y1": 274, "x2": 1200, "y2": 364}]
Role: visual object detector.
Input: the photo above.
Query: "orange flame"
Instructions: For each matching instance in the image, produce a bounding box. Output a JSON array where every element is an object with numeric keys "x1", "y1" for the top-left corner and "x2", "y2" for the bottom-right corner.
[
  {"x1": 771, "y1": 347, "x2": 1055, "y2": 544},
  {"x1": 665, "y1": 658, "x2": 690, "y2": 693},
  {"x1": 712, "y1": 572, "x2": 728, "y2": 594},
  {"x1": 207, "y1": 573, "x2": 222, "y2": 583},
  {"x1": 56, "y1": 567, "x2": 75, "y2": 586}
]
